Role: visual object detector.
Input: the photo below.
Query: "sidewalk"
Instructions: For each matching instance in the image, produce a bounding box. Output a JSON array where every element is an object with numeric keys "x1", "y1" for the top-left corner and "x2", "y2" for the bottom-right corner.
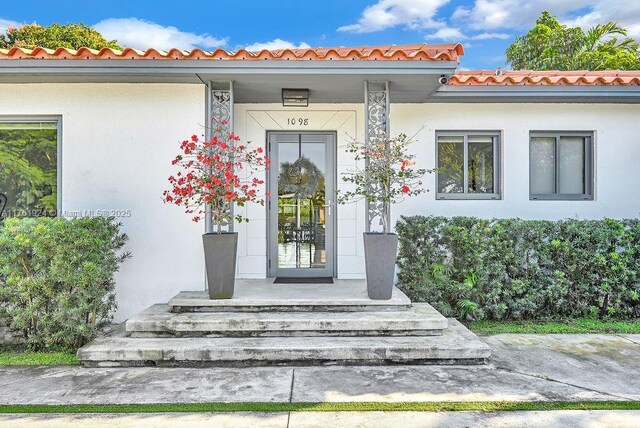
[
  {"x1": 0, "y1": 333, "x2": 638, "y2": 426},
  {"x1": 1, "y1": 334, "x2": 638, "y2": 404},
  {"x1": 1, "y1": 410, "x2": 640, "y2": 428}
]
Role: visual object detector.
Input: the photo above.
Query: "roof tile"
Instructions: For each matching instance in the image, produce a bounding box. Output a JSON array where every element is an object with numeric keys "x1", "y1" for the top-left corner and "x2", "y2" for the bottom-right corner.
[
  {"x1": 449, "y1": 70, "x2": 640, "y2": 86},
  {"x1": 0, "y1": 43, "x2": 464, "y2": 62}
]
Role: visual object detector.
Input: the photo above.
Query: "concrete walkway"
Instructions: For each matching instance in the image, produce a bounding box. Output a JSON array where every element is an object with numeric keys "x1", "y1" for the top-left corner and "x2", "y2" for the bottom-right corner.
[
  {"x1": 1, "y1": 411, "x2": 639, "y2": 427},
  {"x1": 0, "y1": 334, "x2": 638, "y2": 426},
  {"x1": 2, "y1": 333, "x2": 639, "y2": 404}
]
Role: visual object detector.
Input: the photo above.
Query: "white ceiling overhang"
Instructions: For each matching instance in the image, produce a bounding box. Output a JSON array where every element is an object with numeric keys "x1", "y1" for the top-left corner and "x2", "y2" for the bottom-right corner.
[{"x1": 0, "y1": 59, "x2": 459, "y2": 103}]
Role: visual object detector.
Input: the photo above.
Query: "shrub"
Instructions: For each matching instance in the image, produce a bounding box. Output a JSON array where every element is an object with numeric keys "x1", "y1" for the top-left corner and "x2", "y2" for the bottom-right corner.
[
  {"x1": 396, "y1": 216, "x2": 640, "y2": 321},
  {"x1": 0, "y1": 217, "x2": 129, "y2": 351}
]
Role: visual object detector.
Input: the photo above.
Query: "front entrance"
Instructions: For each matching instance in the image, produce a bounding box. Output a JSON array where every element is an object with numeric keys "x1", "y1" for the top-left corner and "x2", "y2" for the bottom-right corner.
[{"x1": 267, "y1": 132, "x2": 336, "y2": 278}]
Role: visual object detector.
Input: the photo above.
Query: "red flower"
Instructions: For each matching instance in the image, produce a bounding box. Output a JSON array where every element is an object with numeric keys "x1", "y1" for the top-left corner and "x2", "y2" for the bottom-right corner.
[
  {"x1": 401, "y1": 185, "x2": 410, "y2": 193},
  {"x1": 163, "y1": 127, "x2": 270, "y2": 224}
]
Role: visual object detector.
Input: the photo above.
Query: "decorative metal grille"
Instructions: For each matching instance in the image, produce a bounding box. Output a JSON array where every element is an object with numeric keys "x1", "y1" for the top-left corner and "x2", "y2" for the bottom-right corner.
[
  {"x1": 364, "y1": 81, "x2": 390, "y2": 232},
  {"x1": 206, "y1": 82, "x2": 234, "y2": 233},
  {"x1": 211, "y1": 89, "x2": 232, "y2": 140}
]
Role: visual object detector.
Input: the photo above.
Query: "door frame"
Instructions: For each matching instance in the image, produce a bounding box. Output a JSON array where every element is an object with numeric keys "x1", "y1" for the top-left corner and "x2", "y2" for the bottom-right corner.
[{"x1": 266, "y1": 131, "x2": 338, "y2": 278}]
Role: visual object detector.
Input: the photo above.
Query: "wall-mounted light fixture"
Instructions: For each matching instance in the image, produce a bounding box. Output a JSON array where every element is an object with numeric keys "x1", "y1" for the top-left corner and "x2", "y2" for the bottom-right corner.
[{"x1": 282, "y1": 88, "x2": 309, "y2": 107}]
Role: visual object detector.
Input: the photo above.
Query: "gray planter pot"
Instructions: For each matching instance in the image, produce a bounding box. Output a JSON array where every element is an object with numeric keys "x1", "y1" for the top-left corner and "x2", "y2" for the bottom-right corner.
[
  {"x1": 202, "y1": 232, "x2": 238, "y2": 299},
  {"x1": 363, "y1": 232, "x2": 399, "y2": 300}
]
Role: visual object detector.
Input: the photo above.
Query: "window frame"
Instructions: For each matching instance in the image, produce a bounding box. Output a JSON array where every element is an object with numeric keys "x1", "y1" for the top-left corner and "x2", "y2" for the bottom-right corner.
[
  {"x1": 529, "y1": 131, "x2": 594, "y2": 201},
  {"x1": 435, "y1": 130, "x2": 501, "y2": 200},
  {"x1": 0, "y1": 115, "x2": 63, "y2": 215}
]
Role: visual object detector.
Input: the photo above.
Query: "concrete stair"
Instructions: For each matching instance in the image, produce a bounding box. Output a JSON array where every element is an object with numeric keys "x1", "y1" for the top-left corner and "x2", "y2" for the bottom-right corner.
[
  {"x1": 79, "y1": 319, "x2": 488, "y2": 367},
  {"x1": 169, "y1": 284, "x2": 412, "y2": 312},
  {"x1": 77, "y1": 281, "x2": 491, "y2": 367},
  {"x1": 126, "y1": 303, "x2": 448, "y2": 337}
]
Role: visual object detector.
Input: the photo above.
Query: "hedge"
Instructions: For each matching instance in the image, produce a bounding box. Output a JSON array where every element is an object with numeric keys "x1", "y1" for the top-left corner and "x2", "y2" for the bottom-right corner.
[
  {"x1": 396, "y1": 216, "x2": 640, "y2": 321},
  {"x1": 0, "y1": 217, "x2": 130, "y2": 351}
]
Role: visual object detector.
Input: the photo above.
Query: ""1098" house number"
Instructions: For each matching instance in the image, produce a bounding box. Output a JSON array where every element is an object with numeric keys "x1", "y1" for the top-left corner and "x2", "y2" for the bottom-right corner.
[{"x1": 287, "y1": 118, "x2": 309, "y2": 126}]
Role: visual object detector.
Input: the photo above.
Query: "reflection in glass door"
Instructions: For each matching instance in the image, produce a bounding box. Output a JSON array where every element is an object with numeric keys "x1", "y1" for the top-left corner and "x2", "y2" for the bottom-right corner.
[{"x1": 267, "y1": 133, "x2": 335, "y2": 278}]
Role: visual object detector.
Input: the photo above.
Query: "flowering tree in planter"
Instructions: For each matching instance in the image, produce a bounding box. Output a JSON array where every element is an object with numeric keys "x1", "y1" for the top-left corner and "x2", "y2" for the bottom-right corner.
[
  {"x1": 162, "y1": 129, "x2": 269, "y2": 299},
  {"x1": 338, "y1": 133, "x2": 430, "y2": 299},
  {"x1": 337, "y1": 133, "x2": 429, "y2": 233},
  {"x1": 162, "y1": 133, "x2": 270, "y2": 232}
]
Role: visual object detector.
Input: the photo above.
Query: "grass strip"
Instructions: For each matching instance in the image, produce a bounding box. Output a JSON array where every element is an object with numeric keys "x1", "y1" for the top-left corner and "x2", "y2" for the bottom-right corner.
[
  {"x1": 469, "y1": 319, "x2": 640, "y2": 335},
  {"x1": 0, "y1": 352, "x2": 79, "y2": 366},
  {"x1": 0, "y1": 401, "x2": 639, "y2": 414}
]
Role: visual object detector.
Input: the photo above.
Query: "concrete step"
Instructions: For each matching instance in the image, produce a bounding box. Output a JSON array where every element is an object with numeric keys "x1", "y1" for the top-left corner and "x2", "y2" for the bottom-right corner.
[
  {"x1": 126, "y1": 303, "x2": 448, "y2": 337},
  {"x1": 77, "y1": 319, "x2": 490, "y2": 367},
  {"x1": 169, "y1": 281, "x2": 412, "y2": 313}
]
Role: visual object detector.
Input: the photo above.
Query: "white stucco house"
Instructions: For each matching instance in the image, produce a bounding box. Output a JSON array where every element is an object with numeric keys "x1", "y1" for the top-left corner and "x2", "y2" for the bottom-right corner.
[{"x1": 1, "y1": 43, "x2": 640, "y2": 321}]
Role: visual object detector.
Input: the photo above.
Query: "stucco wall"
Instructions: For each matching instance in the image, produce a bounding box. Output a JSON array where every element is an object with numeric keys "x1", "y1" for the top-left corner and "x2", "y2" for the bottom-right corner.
[
  {"x1": 2, "y1": 84, "x2": 639, "y2": 320},
  {"x1": 0, "y1": 83, "x2": 207, "y2": 321},
  {"x1": 390, "y1": 103, "x2": 640, "y2": 222}
]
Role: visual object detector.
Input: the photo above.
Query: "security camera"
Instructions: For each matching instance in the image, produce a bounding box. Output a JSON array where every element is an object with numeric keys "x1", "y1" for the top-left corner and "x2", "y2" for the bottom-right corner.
[{"x1": 438, "y1": 75, "x2": 449, "y2": 85}]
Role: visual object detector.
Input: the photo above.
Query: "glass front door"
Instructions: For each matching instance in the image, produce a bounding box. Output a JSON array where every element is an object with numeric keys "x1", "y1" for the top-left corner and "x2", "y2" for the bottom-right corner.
[{"x1": 267, "y1": 133, "x2": 335, "y2": 277}]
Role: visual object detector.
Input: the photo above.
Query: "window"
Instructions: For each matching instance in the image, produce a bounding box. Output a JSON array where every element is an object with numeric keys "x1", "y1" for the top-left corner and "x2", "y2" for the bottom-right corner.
[
  {"x1": 436, "y1": 131, "x2": 500, "y2": 199},
  {"x1": 0, "y1": 118, "x2": 60, "y2": 218},
  {"x1": 530, "y1": 132, "x2": 593, "y2": 200}
]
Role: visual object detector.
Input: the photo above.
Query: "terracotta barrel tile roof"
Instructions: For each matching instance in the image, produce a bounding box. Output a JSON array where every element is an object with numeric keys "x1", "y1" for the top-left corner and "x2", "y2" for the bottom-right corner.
[
  {"x1": 0, "y1": 43, "x2": 464, "y2": 62},
  {"x1": 450, "y1": 70, "x2": 640, "y2": 86}
]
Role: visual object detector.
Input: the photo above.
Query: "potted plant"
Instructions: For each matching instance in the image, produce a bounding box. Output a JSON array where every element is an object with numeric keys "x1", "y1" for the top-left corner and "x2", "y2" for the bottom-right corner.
[
  {"x1": 338, "y1": 133, "x2": 428, "y2": 299},
  {"x1": 163, "y1": 130, "x2": 269, "y2": 299}
]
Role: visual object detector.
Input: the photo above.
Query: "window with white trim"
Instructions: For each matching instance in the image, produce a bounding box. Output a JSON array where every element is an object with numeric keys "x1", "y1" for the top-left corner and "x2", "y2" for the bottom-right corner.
[
  {"x1": 529, "y1": 132, "x2": 593, "y2": 200},
  {"x1": 436, "y1": 131, "x2": 500, "y2": 199},
  {"x1": 0, "y1": 118, "x2": 60, "y2": 218}
]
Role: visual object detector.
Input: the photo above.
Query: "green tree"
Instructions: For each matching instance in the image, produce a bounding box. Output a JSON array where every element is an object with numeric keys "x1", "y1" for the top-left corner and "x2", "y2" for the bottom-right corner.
[
  {"x1": 506, "y1": 11, "x2": 640, "y2": 70},
  {"x1": 0, "y1": 22, "x2": 122, "y2": 50}
]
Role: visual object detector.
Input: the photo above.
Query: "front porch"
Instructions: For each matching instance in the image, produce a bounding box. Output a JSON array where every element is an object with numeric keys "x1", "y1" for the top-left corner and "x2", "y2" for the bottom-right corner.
[{"x1": 77, "y1": 279, "x2": 491, "y2": 367}]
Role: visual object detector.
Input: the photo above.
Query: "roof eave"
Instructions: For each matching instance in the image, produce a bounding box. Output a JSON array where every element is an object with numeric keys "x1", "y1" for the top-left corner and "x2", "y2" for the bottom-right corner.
[
  {"x1": 432, "y1": 85, "x2": 640, "y2": 103},
  {"x1": 0, "y1": 59, "x2": 459, "y2": 84}
]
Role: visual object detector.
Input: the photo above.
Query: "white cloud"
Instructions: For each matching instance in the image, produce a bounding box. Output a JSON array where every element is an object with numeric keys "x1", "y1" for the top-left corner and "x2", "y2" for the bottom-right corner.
[
  {"x1": 425, "y1": 27, "x2": 467, "y2": 40},
  {"x1": 472, "y1": 32, "x2": 511, "y2": 40},
  {"x1": 338, "y1": 0, "x2": 450, "y2": 33},
  {"x1": 562, "y1": 2, "x2": 640, "y2": 39},
  {"x1": 453, "y1": 1, "x2": 640, "y2": 41},
  {"x1": 424, "y1": 27, "x2": 511, "y2": 42},
  {"x1": 93, "y1": 18, "x2": 227, "y2": 50},
  {"x1": 243, "y1": 39, "x2": 311, "y2": 51},
  {"x1": 452, "y1": 1, "x2": 585, "y2": 30},
  {"x1": 0, "y1": 17, "x2": 21, "y2": 35}
]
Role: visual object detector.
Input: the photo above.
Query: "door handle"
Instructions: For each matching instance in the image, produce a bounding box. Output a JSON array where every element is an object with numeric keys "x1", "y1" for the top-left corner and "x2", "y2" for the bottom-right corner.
[{"x1": 322, "y1": 202, "x2": 332, "y2": 216}]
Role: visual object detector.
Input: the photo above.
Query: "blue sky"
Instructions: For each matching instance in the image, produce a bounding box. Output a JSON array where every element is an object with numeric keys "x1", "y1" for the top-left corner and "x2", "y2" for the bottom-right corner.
[{"x1": 1, "y1": 0, "x2": 638, "y2": 69}]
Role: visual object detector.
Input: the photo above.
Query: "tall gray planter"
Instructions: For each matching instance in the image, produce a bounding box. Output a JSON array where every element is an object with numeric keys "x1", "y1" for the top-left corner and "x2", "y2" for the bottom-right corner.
[
  {"x1": 203, "y1": 232, "x2": 238, "y2": 299},
  {"x1": 363, "y1": 232, "x2": 398, "y2": 300}
]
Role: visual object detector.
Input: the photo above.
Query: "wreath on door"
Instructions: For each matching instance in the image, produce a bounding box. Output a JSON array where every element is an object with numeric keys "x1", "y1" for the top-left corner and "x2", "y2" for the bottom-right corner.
[{"x1": 278, "y1": 155, "x2": 323, "y2": 199}]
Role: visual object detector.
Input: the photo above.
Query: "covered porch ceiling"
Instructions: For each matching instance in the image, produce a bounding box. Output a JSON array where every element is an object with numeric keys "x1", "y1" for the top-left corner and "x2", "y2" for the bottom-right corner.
[{"x1": 0, "y1": 59, "x2": 457, "y2": 103}]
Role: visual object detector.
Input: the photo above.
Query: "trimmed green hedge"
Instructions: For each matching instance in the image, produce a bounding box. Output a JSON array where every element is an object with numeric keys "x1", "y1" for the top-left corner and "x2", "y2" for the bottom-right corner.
[
  {"x1": 396, "y1": 216, "x2": 640, "y2": 321},
  {"x1": 0, "y1": 217, "x2": 130, "y2": 351}
]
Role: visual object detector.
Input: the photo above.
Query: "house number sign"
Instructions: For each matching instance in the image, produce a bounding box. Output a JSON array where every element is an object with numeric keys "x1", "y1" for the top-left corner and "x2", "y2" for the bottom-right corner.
[{"x1": 287, "y1": 118, "x2": 309, "y2": 126}]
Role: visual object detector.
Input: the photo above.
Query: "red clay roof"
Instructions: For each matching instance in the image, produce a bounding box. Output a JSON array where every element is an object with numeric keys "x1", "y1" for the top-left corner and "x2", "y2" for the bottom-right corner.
[
  {"x1": 0, "y1": 43, "x2": 464, "y2": 61},
  {"x1": 450, "y1": 70, "x2": 640, "y2": 86},
  {"x1": 4, "y1": 44, "x2": 638, "y2": 86}
]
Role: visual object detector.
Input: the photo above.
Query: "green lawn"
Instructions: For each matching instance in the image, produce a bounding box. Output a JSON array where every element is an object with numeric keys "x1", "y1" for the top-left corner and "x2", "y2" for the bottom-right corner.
[
  {"x1": 0, "y1": 401, "x2": 639, "y2": 414},
  {"x1": 469, "y1": 318, "x2": 640, "y2": 335},
  {"x1": 0, "y1": 351, "x2": 79, "y2": 366}
]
